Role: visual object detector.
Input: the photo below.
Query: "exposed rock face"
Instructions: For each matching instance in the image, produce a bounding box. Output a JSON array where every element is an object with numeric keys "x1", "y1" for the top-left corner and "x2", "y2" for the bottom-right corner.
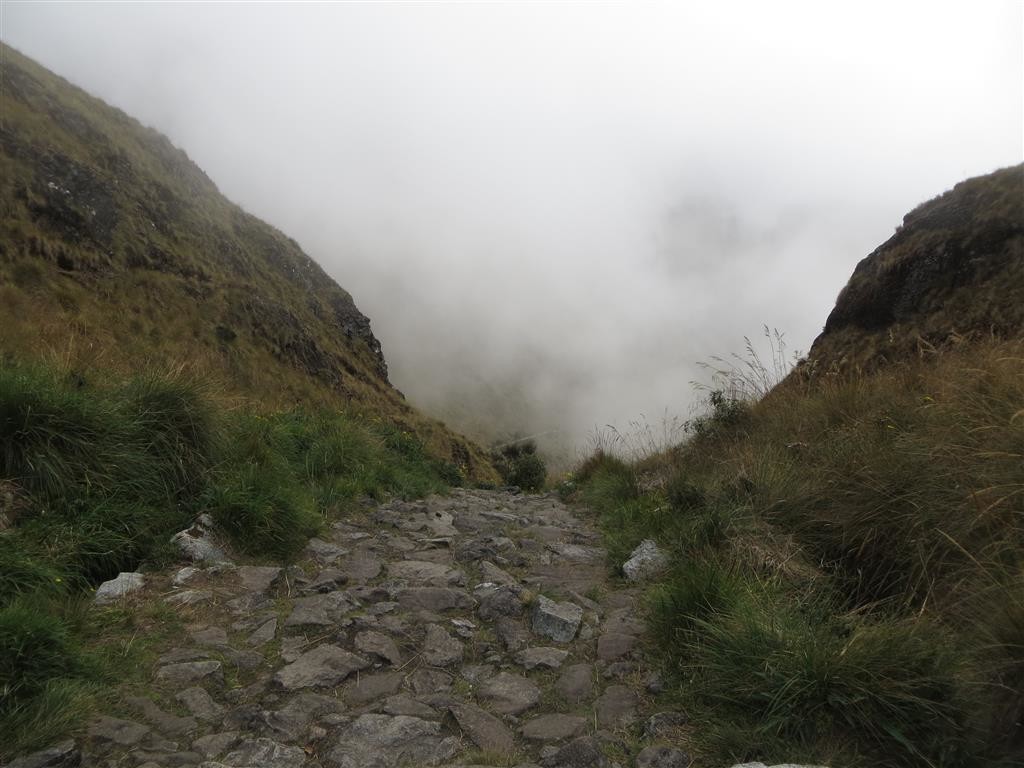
[{"x1": 803, "y1": 164, "x2": 1024, "y2": 374}]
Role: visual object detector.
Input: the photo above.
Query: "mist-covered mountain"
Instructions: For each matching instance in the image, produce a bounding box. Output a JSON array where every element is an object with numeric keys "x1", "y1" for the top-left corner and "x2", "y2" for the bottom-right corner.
[
  {"x1": 803, "y1": 163, "x2": 1023, "y2": 373},
  {"x1": 0, "y1": 44, "x2": 493, "y2": 479}
]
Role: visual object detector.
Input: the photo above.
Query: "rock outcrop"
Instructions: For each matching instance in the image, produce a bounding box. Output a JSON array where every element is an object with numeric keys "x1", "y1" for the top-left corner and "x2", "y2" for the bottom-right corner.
[{"x1": 802, "y1": 164, "x2": 1023, "y2": 374}]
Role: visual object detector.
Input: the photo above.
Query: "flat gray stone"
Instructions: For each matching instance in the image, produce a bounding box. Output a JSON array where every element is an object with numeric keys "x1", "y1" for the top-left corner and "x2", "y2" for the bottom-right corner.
[
  {"x1": 273, "y1": 644, "x2": 370, "y2": 690},
  {"x1": 284, "y1": 591, "x2": 358, "y2": 627},
  {"x1": 635, "y1": 746, "x2": 691, "y2": 768},
  {"x1": 191, "y1": 731, "x2": 240, "y2": 759},
  {"x1": 410, "y1": 668, "x2": 453, "y2": 695},
  {"x1": 515, "y1": 646, "x2": 569, "y2": 670},
  {"x1": 549, "y1": 542, "x2": 603, "y2": 561},
  {"x1": 480, "y1": 560, "x2": 518, "y2": 586},
  {"x1": 531, "y1": 595, "x2": 582, "y2": 642},
  {"x1": 221, "y1": 736, "x2": 308, "y2": 767},
  {"x1": 495, "y1": 617, "x2": 531, "y2": 652},
  {"x1": 301, "y1": 567, "x2": 349, "y2": 594},
  {"x1": 520, "y1": 713, "x2": 588, "y2": 742},
  {"x1": 264, "y1": 693, "x2": 345, "y2": 740},
  {"x1": 190, "y1": 626, "x2": 229, "y2": 647},
  {"x1": 327, "y1": 714, "x2": 459, "y2": 768},
  {"x1": 125, "y1": 695, "x2": 197, "y2": 735},
  {"x1": 337, "y1": 552, "x2": 383, "y2": 583},
  {"x1": 381, "y1": 694, "x2": 439, "y2": 719},
  {"x1": 394, "y1": 587, "x2": 474, "y2": 612},
  {"x1": 477, "y1": 671, "x2": 541, "y2": 715},
  {"x1": 422, "y1": 624, "x2": 464, "y2": 667},
  {"x1": 156, "y1": 660, "x2": 224, "y2": 687},
  {"x1": 595, "y1": 684, "x2": 637, "y2": 728},
  {"x1": 305, "y1": 538, "x2": 348, "y2": 564},
  {"x1": 86, "y1": 716, "x2": 150, "y2": 746},
  {"x1": 602, "y1": 607, "x2": 644, "y2": 636},
  {"x1": 476, "y1": 584, "x2": 525, "y2": 620},
  {"x1": 94, "y1": 572, "x2": 145, "y2": 604},
  {"x1": 247, "y1": 617, "x2": 278, "y2": 646},
  {"x1": 344, "y1": 671, "x2": 404, "y2": 706},
  {"x1": 546, "y1": 736, "x2": 609, "y2": 767},
  {"x1": 355, "y1": 630, "x2": 403, "y2": 666},
  {"x1": 6, "y1": 740, "x2": 79, "y2": 768},
  {"x1": 596, "y1": 632, "x2": 637, "y2": 661},
  {"x1": 448, "y1": 702, "x2": 515, "y2": 753},
  {"x1": 388, "y1": 560, "x2": 464, "y2": 586},
  {"x1": 176, "y1": 687, "x2": 225, "y2": 722},
  {"x1": 236, "y1": 565, "x2": 282, "y2": 593},
  {"x1": 555, "y1": 664, "x2": 594, "y2": 704}
]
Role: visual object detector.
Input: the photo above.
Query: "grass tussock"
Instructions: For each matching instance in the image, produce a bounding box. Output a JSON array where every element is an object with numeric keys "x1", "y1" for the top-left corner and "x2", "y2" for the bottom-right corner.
[
  {"x1": 0, "y1": 359, "x2": 458, "y2": 758},
  {"x1": 569, "y1": 339, "x2": 1024, "y2": 767}
]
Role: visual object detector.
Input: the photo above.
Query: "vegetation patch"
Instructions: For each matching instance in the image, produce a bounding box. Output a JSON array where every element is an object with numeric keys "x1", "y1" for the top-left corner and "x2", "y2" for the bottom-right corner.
[
  {"x1": 0, "y1": 359, "x2": 457, "y2": 757},
  {"x1": 492, "y1": 439, "x2": 547, "y2": 492},
  {"x1": 568, "y1": 340, "x2": 1024, "y2": 767}
]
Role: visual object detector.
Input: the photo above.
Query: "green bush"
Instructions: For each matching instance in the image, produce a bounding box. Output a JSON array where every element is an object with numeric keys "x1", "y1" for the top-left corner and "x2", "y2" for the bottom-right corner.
[{"x1": 492, "y1": 440, "x2": 547, "y2": 491}]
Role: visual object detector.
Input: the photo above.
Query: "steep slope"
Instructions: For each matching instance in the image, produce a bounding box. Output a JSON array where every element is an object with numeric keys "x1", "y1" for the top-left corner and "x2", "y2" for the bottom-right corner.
[
  {"x1": 570, "y1": 170, "x2": 1024, "y2": 766},
  {"x1": 0, "y1": 44, "x2": 493, "y2": 479},
  {"x1": 803, "y1": 164, "x2": 1023, "y2": 373}
]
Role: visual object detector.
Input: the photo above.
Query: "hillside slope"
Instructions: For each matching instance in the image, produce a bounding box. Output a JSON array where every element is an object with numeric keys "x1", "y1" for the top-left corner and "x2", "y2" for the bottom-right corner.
[
  {"x1": 803, "y1": 163, "x2": 1023, "y2": 373},
  {"x1": 0, "y1": 43, "x2": 494, "y2": 480},
  {"x1": 571, "y1": 169, "x2": 1024, "y2": 767}
]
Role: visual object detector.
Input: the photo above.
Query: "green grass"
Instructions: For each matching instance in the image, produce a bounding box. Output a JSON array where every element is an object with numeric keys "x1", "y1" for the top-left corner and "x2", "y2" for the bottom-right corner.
[
  {"x1": 570, "y1": 340, "x2": 1024, "y2": 767},
  {"x1": 0, "y1": 359, "x2": 458, "y2": 759}
]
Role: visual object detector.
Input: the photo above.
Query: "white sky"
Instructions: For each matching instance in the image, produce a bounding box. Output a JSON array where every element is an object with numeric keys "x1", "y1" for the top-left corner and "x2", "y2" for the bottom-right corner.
[{"x1": 3, "y1": 1, "x2": 1022, "y2": 458}]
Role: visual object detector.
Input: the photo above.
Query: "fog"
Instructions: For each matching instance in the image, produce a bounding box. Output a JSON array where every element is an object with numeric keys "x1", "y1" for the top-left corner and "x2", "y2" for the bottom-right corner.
[{"x1": 3, "y1": 1, "x2": 1021, "y2": 463}]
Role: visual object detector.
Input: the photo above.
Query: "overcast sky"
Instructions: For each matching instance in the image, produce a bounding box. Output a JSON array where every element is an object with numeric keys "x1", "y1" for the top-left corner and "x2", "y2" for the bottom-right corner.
[{"x1": 3, "y1": 1, "x2": 1022, "y2": 461}]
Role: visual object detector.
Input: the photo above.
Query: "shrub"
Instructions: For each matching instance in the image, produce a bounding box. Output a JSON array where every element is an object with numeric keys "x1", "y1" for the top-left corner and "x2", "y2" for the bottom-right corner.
[
  {"x1": 685, "y1": 389, "x2": 751, "y2": 439},
  {"x1": 492, "y1": 440, "x2": 547, "y2": 491}
]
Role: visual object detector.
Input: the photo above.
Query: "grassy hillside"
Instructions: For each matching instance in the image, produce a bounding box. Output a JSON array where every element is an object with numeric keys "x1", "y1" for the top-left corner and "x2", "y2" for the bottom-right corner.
[
  {"x1": 0, "y1": 361, "x2": 465, "y2": 757},
  {"x1": 571, "y1": 339, "x2": 1022, "y2": 767},
  {"x1": 804, "y1": 164, "x2": 1023, "y2": 374},
  {"x1": 0, "y1": 43, "x2": 496, "y2": 482},
  {"x1": 570, "y1": 168, "x2": 1023, "y2": 767}
]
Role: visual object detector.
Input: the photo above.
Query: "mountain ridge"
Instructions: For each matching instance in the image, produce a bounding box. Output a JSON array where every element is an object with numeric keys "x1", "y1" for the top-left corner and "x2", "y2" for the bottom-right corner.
[
  {"x1": 0, "y1": 43, "x2": 495, "y2": 481},
  {"x1": 801, "y1": 163, "x2": 1024, "y2": 374}
]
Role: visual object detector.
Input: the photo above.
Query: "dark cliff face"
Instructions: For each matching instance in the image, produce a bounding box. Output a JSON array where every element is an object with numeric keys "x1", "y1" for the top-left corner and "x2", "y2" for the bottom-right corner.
[
  {"x1": 805, "y1": 164, "x2": 1024, "y2": 373},
  {"x1": 0, "y1": 42, "x2": 389, "y2": 392}
]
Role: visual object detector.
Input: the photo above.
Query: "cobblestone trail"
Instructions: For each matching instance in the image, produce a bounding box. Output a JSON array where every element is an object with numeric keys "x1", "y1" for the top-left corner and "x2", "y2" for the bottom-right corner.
[{"x1": 10, "y1": 490, "x2": 694, "y2": 768}]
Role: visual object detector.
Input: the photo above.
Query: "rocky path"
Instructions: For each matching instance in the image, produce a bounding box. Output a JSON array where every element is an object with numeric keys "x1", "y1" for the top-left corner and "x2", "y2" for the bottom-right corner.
[{"x1": 12, "y1": 490, "x2": 692, "y2": 768}]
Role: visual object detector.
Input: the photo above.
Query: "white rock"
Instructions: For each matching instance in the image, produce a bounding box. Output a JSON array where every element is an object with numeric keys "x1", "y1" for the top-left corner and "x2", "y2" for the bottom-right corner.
[
  {"x1": 622, "y1": 539, "x2": 669, "y2": 582},
  {"x1": 94, "y1": 572, "x2": 145, "y2": 604},
  {"x1": 171, "y1": 518, "x2": 230, "y2": 564},
  {"x1": 172, "y1": 566, "x2": 201, "y2": 586}
]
